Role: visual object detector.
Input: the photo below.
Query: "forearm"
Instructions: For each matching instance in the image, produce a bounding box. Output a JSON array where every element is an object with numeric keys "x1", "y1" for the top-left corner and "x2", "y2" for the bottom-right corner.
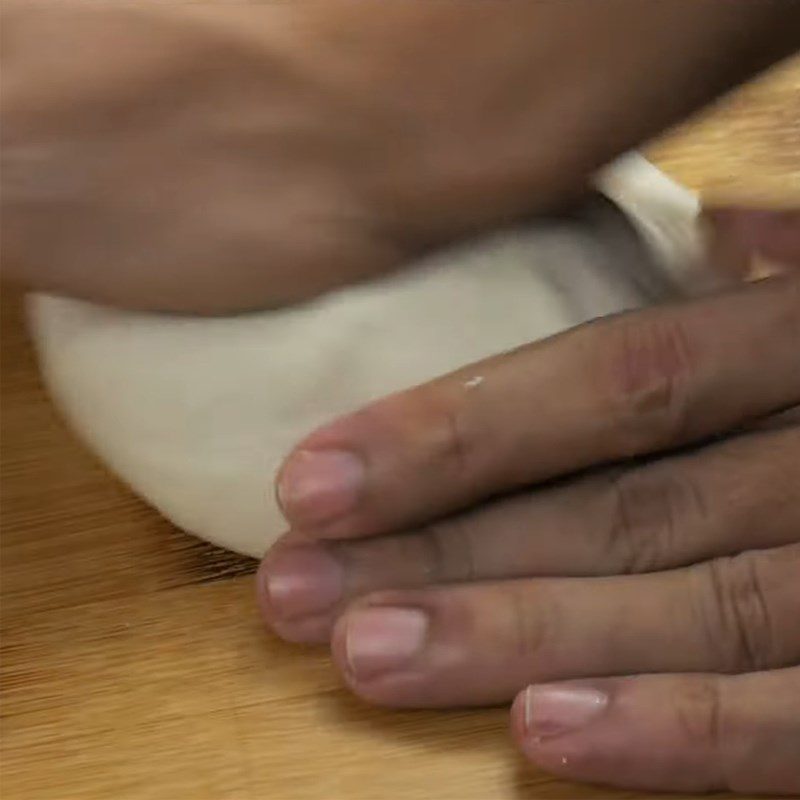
[
  {"x1": 2, "y1": 0, "x2": 797, "y2": 312},
  {"x1": 358, "y1": 0, "x2": 800, "y2": 241}
]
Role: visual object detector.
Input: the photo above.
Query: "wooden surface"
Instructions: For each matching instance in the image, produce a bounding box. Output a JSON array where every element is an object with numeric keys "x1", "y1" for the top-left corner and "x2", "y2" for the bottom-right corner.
[{"x1": 1, "y1": 57, "x2": 798, "y2": 800}]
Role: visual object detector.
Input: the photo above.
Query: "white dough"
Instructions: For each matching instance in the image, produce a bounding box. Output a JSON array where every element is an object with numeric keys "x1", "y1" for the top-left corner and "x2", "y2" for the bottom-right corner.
[{"x1": 28, "y1": 155, "x2": 708, "y2": 558}]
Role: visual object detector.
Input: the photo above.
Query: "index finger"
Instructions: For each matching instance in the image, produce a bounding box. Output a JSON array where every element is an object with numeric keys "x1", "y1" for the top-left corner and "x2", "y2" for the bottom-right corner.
[{"x1": 277, "y1": 275, "x2": 800, "y2": 539}]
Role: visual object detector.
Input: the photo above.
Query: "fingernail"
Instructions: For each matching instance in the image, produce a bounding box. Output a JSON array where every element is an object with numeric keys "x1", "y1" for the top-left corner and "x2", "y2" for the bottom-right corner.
[
  {"x1": 345, "y1": 607, "x2": 428, "y2": 680},
  {"x1": 277, "y1": 449, "x2": 364, "y2": 527},
  {"x1": 524, "y1": 685, "x2": 608, "y2": 738},
  {"x1": 262, "y1": 546, "x2": 343, "y2": 619}
]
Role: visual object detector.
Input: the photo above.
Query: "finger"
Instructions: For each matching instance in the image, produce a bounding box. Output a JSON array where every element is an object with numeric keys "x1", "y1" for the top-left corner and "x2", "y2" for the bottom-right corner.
[
  {"x1": 511, "y1": 667, "x2": 800, "y2": 794},
  {"x1": 276, "y1": 275, "x2": 800, "y2": 539},
  {"x1": 261, "y1": 424, "x2": 800, "y2": 642},
  {"x1": 704, "y1": 206, "x2": 800, "y2": 279},
  {"x1": 328, "y1": 544, "x2": 799, "y2": 707}
]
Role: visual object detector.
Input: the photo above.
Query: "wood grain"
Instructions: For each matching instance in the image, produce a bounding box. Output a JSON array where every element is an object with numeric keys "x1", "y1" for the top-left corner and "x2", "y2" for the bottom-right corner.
[{"x1": 2, "y1": 55, "x2": 798, "y2": 800}]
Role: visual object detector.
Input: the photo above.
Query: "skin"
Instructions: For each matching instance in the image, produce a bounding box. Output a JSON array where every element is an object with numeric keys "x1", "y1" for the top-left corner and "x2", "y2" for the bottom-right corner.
[
  {"x1": 261, "y1": 219, "x2": 800, "y2": 794},
  {"x1": 2, "y1": 0, "x2": 799, "y2": 793},
  {"x1": 2, "y1": 0, "x2": 797, "y2": 312}
]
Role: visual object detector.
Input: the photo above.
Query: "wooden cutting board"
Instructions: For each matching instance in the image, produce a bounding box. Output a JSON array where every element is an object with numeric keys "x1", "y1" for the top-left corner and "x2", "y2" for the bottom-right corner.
[{"x1": 2, "y1": 56, "x2": 798, "y2": 800}]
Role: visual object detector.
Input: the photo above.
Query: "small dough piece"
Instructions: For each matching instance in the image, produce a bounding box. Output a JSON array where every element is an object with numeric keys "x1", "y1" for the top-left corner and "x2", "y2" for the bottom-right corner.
[{"x1": 28, "y1": 155, "x2": 704, "y2": 558}]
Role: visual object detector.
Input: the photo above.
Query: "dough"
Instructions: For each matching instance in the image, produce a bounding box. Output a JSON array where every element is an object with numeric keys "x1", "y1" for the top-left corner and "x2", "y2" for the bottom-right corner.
[{"x1": 28, "y1": 155, "x2": 707, "y2": 558}]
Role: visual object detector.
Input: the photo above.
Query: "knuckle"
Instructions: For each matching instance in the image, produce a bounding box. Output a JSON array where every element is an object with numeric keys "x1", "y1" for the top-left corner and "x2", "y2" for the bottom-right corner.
[
  {"x1": 734, "y1": 428, "x2": 800, "y2": 533},
  {"x1": 604, "y1": 464, "x2": 709, "y2": 573},
  {"x1": 421, "y1": 515, "x2": 478, "y2": 584},
  {"x1": 406, "y1": 388, "x2": 475, "y2": 482},
  {"x1": 603, "y1": 469, "x2": 642, "y2": 574},
  {"x1": 601, "y1": 314, "x2": 698, "y2": 456},
  {"x1": 669, "y1": 675, "x2": 739, "y2": 791},
  {"x1": 670, "y1": 674, "x2": 786, "y2": 795},
  {"x1": 697, "y1": 552, "x2": 785, "y2": 672},
  {"x1": 671, "y1": 675, "x2": 724, "y2": 756},
  {"x1": 365, "y1": 386, "x2": 476, "y2": 484},
  {"x1": 504, "y1": 583, "x2": 551, "y2": 664},
  {"x1": 439, "y1": 400, "x2": 473, "y2": 478}
]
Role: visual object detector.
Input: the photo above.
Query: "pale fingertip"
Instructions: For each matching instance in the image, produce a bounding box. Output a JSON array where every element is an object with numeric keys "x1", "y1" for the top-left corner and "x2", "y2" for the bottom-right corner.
[
  {"x1": 522, "y1": 683, "x2": 608, "y2": 738},
  {"x1": 343, "y1": 606, "x2": 429, "y2": 682},
  {"x1": 260, "y1": 544, "x2": 343, "y2": 621},
  {"x1": 277, "y1": 448, "x2": 365, "y2": 528}
]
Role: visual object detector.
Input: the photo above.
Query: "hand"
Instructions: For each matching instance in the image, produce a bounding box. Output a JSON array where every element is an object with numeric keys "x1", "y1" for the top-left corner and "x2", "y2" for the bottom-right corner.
[
  {"x1": 3, "y1": 1, "x2": 796, "y2": 313},
  {"x1": 260, "y1": 240, "x2": 800, "y2": 793}
]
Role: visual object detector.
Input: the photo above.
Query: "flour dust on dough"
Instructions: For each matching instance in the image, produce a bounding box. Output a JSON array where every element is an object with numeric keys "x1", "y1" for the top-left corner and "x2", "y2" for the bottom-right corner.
[{"x1": 28, "y1": 154, "x2": 711, "y2": 558}]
